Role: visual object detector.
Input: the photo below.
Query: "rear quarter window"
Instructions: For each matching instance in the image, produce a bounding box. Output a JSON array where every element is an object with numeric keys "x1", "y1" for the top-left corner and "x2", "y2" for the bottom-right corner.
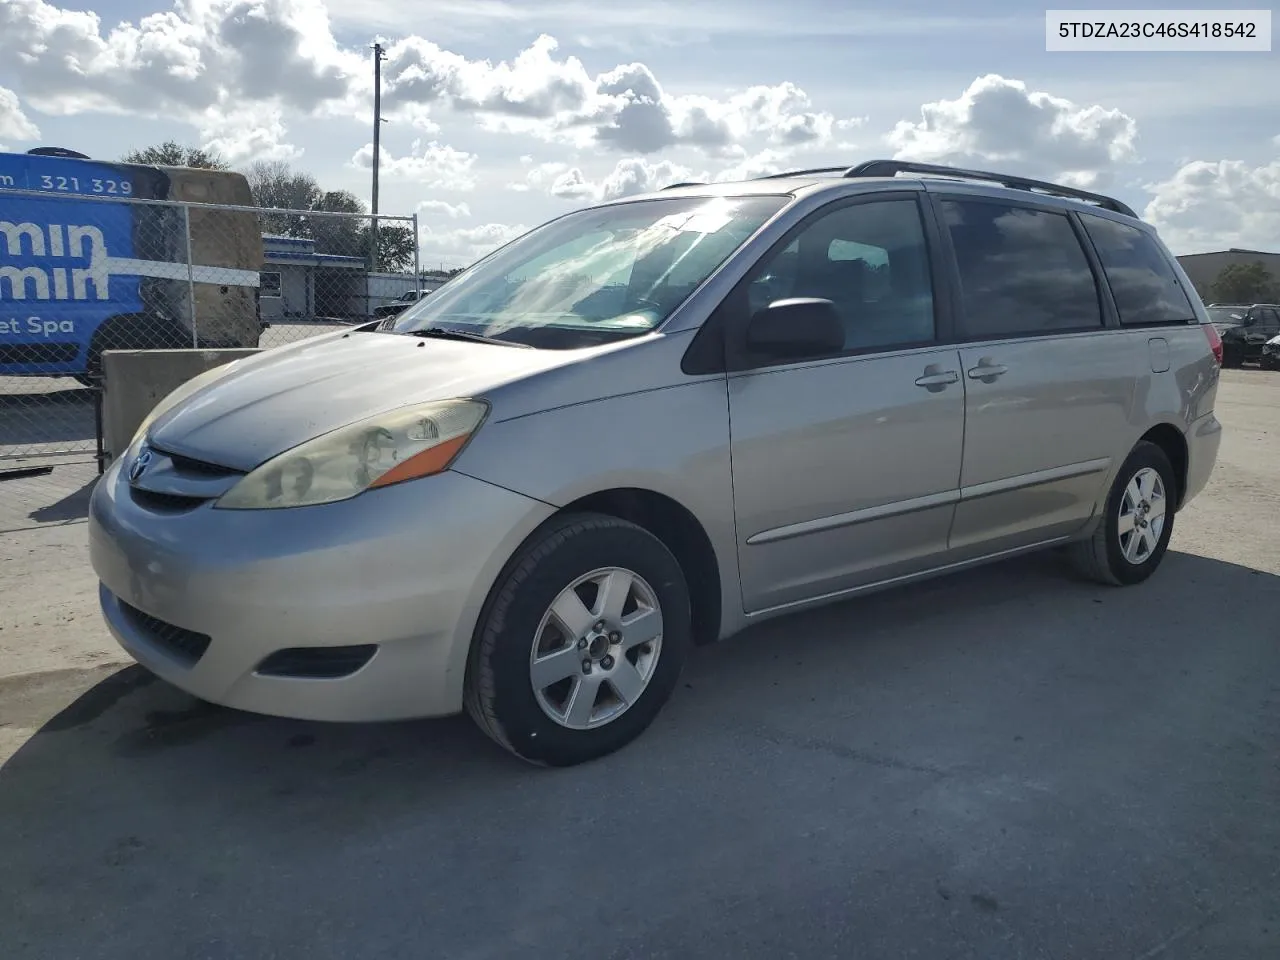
[{"x1": 1079, "y1": 214, "x2": 1196, "y2": 326}]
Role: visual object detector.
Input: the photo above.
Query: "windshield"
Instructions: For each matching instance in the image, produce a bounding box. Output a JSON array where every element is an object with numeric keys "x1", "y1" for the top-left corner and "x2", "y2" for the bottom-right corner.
[
  {"x1": 1207, "y1": 306, "x2": 1248, "y2": 325},
  {"x1": 393, "y1": 195, "x2": 788, "y2": 349}
]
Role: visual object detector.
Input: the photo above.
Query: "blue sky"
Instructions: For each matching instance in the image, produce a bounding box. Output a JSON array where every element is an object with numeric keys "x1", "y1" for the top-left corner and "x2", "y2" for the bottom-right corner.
[{"x1": 1, "y1": 0, "x2": 1277, "y2": 265}]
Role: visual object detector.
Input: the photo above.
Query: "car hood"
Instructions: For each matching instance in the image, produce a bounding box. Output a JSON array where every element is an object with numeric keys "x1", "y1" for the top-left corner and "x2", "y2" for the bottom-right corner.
[{"x1": 149, "y1": 330, "x2": 576, "y2": 471}]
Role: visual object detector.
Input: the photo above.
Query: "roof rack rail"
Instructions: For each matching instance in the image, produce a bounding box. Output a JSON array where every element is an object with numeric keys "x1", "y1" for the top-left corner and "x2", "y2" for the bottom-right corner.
[
  {"x1": 843, "y1": 159, "x2": 1137, "y2": 218},
  {"x1": 661, "y1": 181, "x2": 707, "y2": 190},
  {"x1": 753, "y1": 167, "x2": 849, "y2": 180}
]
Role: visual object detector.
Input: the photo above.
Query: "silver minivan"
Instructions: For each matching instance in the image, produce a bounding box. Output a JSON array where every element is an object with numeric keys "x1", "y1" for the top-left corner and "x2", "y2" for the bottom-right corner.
[{"x1": 89, "y1": 161, "x2": 1223, "y2": 766}]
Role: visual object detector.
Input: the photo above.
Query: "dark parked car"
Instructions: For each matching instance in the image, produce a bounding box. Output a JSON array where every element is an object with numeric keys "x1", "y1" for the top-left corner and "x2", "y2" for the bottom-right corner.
[
  {"x1": 1206, "y1": 303, "x2": 1280, "y2": 367},
  {"x1": 373, "y1": 289, "x2": 426, "y2": 319},
  {"x1": 1260, "y1": 333, "x2": 1280, "y2": 370}
]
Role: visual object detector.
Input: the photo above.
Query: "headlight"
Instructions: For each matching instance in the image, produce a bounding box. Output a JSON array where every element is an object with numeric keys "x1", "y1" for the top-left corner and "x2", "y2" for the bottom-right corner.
[
  {"x1": 214, "y1": 399, "x2": 489, "y2": 510},
  {"x1": 127, "y1": 359, "x2": 247, "y2": 452}
]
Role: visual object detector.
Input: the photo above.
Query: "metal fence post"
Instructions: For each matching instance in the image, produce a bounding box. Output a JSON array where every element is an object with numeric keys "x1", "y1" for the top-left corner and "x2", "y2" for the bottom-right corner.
[
  {"x1": 412, "y1": 213, "x2": 421, "y2": 293},
  {"x1": 182, "y1": 203, "x2": 198, "y2": 347}
]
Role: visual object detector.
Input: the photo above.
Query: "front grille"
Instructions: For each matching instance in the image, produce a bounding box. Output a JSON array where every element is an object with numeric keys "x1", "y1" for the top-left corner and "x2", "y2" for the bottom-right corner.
[
  {"x1": 154, "y1": 447, "x2": 243, "y2": 478},
  {"x1": 0, "y1": 342, "x2": 79, "y2": 364},
  {"x1": 255, "y1": 645, "x2": 378, "y2": 679},
  {"x1": 118, "y1": 601, "x2": 212, "y2": 667},
  {"x1": 128, "y1": 487, "x2": 209, "y2": 512},
  {"x1": 126, "y1": 445, "x2": 244, "y2": 512}
]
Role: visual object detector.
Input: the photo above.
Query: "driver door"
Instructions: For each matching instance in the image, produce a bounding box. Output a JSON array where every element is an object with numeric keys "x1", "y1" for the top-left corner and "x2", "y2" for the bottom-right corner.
[{"x1": 722, "y1": 194, "x2": 965, "y2": 614}]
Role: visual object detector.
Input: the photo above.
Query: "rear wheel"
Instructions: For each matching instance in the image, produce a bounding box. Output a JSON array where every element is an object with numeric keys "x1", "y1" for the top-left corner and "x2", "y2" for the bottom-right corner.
[
  {"x1": 465, "y1": 513, "x2": 691, "y2": 766},
  {"x1": 1069, "y1": 441, "x2": 1176, "y2": 586}
]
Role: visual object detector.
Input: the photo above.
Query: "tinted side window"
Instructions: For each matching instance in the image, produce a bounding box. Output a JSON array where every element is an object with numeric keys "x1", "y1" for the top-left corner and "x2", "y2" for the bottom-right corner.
[
  {"x1": 744, "y1": 198, "x2": 935, "y2": 354},
  {"x1": 1080, "y1": 214, "x2": 1196, "y2": 326},
  {"x1": 942, "y1": 200, "x2": 1102, "y2": 338}
]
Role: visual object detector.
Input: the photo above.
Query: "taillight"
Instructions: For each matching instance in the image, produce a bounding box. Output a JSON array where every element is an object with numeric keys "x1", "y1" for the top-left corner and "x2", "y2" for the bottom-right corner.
[{"x1": 1203, "y1": 323, "x2": 1223, "y2": 365}]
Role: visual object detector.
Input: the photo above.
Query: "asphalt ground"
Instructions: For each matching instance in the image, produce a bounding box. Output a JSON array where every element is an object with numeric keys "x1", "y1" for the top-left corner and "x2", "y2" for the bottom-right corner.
[{"x1": 0, "y1": 368, "x2": 1277, "y2": 960}]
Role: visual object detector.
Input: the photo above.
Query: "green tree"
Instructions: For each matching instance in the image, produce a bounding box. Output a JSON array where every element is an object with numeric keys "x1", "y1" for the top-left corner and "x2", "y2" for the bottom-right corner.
[
  {"x1": 241, "y1": 161, "x2": 418, "y2": 272},
  {"x1": 358, "y1": 223, "x2": 417, "y2": 272},
  {"x1": 244, "y1": 159, "x2": 322, "y2": 237},
  {"x1": 122, "y1": 140, "x2": 228, "y2": 170},
  {"x1": 1210, "y1": 261, "x2": 1279, "y2": 304},
  {"x1": 311, "y1": 190, "x2": 367, "y2": 259},
  {"x1": 244, "y1": 159, "x2": 322, "y2": 210}
]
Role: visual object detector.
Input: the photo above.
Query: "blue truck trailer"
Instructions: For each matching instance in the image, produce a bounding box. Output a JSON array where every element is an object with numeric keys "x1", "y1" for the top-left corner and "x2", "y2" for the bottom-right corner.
[{"x1": 0, "y1": 148, "x2": 264, "y2": 383}]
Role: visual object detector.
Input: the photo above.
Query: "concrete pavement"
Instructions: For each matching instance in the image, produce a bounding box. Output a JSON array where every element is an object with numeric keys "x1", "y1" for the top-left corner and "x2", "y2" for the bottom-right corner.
[{"x1": 1, "y1": 369, "x2": 1277, "y2": 959}]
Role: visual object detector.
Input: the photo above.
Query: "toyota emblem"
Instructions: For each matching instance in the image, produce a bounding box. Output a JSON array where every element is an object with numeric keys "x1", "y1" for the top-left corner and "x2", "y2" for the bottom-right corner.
[{"x1": 129, "y1": 447, "x2": 153, "y2": 483}]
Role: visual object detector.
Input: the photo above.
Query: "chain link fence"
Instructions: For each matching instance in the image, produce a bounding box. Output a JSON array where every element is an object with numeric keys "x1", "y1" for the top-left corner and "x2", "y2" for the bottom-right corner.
[{"x1": 1, "y1": 187, "x2": 437, "y2": 531}]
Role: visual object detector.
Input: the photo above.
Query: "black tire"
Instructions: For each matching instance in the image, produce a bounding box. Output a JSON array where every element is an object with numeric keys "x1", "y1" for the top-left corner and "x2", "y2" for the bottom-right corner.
[
  {"x1": 80, "y1": 342, "x2": 106, "y2": 386},
  {"x1": 1069, "y1": 441, "x2": 1177, "y2": 587},
  {"x1": 464, "y1": 512, "x2": 691, "y2": 767},
  {"x1": 1221, "y1": 344, "x2": 1244, "y2": 368}
]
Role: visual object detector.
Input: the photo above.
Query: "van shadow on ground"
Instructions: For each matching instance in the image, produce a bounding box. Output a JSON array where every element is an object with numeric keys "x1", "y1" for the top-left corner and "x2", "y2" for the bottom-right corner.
[
  {"x1": 24, "y1": 473, "x2": 97, "y2": 524},
  {"x1": 1, "y1": 550, "x2": 1278, "y2": 960}
]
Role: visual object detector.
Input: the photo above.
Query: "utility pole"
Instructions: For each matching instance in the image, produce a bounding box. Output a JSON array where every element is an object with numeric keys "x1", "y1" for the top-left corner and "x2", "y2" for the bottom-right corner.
[{"x1": 369, "y1": 42, "x2": 387, "y2": 275}]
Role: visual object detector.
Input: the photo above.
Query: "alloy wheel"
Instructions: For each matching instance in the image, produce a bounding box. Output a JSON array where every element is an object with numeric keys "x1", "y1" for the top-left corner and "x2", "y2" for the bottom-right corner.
[
  {"x1": 1118, "y1": 466, "x2": 1167, "y2": 565},
  {"x1": 529, "y1": 567, "x2": 664, "y2": 730}
]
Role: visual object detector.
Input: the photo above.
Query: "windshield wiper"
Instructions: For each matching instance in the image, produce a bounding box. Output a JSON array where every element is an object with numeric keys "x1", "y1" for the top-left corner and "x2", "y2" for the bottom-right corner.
[{"x1": 407, "y1": 327, "x2": 532, "y2": 348}]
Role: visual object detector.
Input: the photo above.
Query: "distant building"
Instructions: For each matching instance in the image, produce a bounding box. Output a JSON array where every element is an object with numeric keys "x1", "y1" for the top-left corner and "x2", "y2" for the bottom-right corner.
[
  {"x1": 1176, "y1": 248, "x2": 1280, "y2": 301},
  {"x1": 259, "y1": 235, "x2": 444, "y2": 322},
  {"x1": 260, "y1": 235, "x2": 365, "y2": 322}
]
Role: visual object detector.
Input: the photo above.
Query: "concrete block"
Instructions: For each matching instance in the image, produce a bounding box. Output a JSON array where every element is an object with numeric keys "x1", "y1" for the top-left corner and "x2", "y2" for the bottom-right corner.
[{"x1": 101, "y1": 348, "x2": 259, "y2": 464}]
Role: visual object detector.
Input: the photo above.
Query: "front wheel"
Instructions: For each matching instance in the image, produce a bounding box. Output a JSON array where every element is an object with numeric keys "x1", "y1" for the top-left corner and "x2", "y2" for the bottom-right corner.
[
  {"x1": 464, "y1": 513, "x2": 691, "y2": 766},
  {"x1": 1068, "y1": 441, "x2": 1177, "y2": 586}
]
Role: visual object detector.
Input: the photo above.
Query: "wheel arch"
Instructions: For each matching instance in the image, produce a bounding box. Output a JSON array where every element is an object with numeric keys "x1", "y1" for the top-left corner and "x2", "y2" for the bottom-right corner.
[
  {"x1": 553, "y1": 488, "x2": 723, "y2": 646},
  {"x1": 477, "y1": 486, "x2": 724, "y2": 649},
  {"x1": 1137, "y1": 422, "x2": 1189, "y2": 509}
]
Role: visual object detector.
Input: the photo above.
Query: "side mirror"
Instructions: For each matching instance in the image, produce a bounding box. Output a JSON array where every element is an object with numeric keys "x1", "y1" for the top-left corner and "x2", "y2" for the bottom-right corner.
[{"x1": 745, "y1": 298, "x2": 844, "y2": 359}]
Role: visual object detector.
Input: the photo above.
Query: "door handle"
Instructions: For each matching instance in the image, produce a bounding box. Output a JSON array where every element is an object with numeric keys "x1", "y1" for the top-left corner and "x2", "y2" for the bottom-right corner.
[
  {"x1": 914, "y1": 370, "x2": 959, "y2": 388},
  {"x1": 967, "y1": 359, "x2": 1008, "y2": 381}
]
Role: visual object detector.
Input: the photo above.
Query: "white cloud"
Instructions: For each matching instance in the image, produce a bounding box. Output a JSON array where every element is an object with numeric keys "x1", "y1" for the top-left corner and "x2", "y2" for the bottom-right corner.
[
  {"x1": 418, "y1": 221, "x2": 529, "y2": 267},
  {"x1": 0, "y1": 0, "x2": 358, "y2": 122},
  {"x1": 381, "y1": 34, "x2": 853, "y2": 156},
  {"x1": 0, "y1": 2, "x2": 855, "y2": 169},
  {"x1": 0, "y1": 85, "x2": 40, "y2": 142},
  {"x1": 198, "y1": 104, "x2": 302, "y2": 164},
  {"x1": 542, "y1": 157, "x2": 698, "y2": 201},
  {"x1": 511, "y1": 160, "x2": 571, "y2": 192},
  {"x1": 350, "y1": 139, "x2": 478, "y2": 190},
  {"x1": 887, "y1": 74, "x2": 1138, "y2": 186},
  {"x1": 526, "y1": 146, "x2": 880, "y2": 203},
  {"x1": 1143, "y1": 158, "x2": 1280, "y2": 254},
  {"x1": 417, "y1": 199, "x2": 471, "y2": 219},
  {"x1": 712, "y1": 148, "x2": 793, "y2": 181},
  {"x1": 548, "y1": 167, "x2": 595, "y2": 199}
]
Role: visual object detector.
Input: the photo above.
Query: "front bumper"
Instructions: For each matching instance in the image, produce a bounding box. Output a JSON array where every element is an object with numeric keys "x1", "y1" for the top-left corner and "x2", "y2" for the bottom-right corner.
[{"x1": 89, "y1": 459, "x2": 554, "y2": 722}]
